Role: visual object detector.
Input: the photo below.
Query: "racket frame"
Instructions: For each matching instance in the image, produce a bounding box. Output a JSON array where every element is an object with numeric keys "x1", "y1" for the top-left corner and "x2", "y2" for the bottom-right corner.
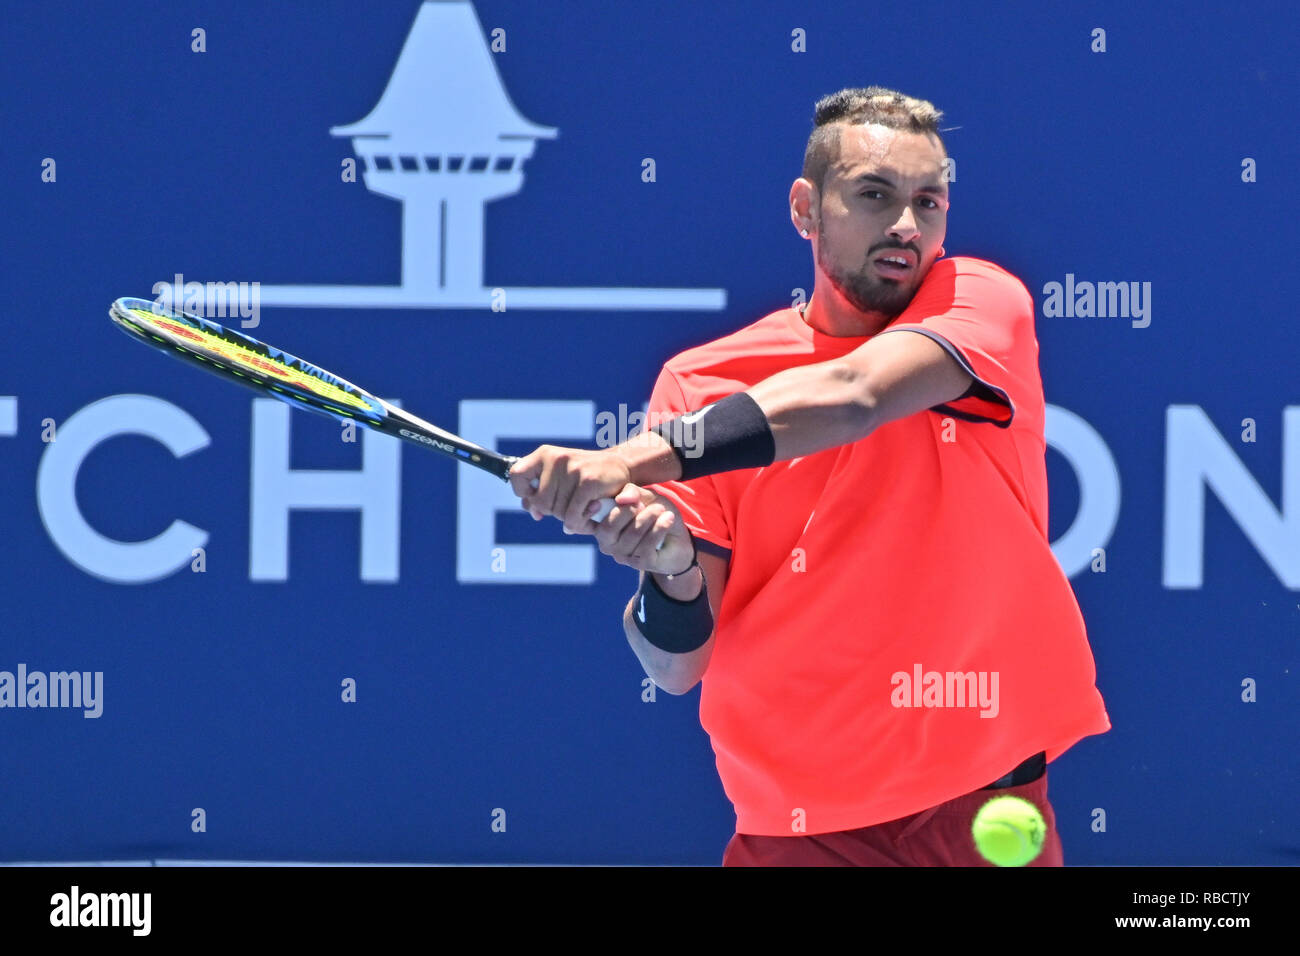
[{"x1": 108, "y1": 297, "x2": 516, "y2": 481}]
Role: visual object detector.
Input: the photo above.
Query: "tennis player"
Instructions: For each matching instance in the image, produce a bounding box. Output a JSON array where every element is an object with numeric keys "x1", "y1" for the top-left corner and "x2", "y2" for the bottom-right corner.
[{"x1": 509, "y1": 87, "x2": 1110, "y2": 866}]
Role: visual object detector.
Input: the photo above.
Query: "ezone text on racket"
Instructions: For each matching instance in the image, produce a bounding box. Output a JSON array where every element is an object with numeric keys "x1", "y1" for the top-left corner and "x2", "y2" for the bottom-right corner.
[{"x1": 399, "y1": 428, "x2": 458, "y2": 455}]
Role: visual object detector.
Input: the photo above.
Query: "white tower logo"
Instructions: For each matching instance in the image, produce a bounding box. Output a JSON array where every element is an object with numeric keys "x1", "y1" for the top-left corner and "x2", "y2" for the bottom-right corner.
[{"x1": 256, "y1": 1, "x2": 725, "y2": 312}]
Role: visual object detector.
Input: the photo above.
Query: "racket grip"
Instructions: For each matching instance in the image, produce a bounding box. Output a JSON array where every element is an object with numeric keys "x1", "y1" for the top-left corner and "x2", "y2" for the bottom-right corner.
[
  {"x1": 526, "y1": 478, "x2": 614, "y2": 522},
  {"x1": 586, "y1": 497, "x2": 666, "y2": 552},
  {"x1": 527, "y1": 482, "x2": 665, "y2": 551}
]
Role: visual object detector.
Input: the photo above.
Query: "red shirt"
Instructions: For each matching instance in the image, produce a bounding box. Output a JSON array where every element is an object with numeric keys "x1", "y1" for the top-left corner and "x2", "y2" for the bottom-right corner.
[{"x1": 646, "y1": 256, "x2": 1110, "y2": 836}]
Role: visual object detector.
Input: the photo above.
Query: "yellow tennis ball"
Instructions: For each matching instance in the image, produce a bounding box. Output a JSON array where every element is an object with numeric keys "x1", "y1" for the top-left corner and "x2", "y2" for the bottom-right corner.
[{"x1": 971, "y1": 795, "x2": 1046, "y2": 867}]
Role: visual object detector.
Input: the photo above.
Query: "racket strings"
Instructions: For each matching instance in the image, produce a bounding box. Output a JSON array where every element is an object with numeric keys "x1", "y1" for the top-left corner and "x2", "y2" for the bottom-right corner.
[{"x1": 123, "y1": 307, "x2": 374, "y2": 415}]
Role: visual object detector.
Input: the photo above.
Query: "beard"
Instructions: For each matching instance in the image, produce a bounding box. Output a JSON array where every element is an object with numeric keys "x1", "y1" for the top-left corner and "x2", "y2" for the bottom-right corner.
[{"x1": 818, "y1": 241, "x2": 919, "y2": 319}]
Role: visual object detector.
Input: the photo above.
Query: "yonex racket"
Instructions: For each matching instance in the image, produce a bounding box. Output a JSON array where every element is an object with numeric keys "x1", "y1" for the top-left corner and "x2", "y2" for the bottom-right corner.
[{"x1": 108, "y1": 297, "x2": 620, "y2": 522}]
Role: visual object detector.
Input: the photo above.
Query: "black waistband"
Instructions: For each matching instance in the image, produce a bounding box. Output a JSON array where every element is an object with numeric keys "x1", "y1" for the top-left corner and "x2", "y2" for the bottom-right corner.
[{"x1": 981, "y1": 751, "x2": 1046, "y2": 789}]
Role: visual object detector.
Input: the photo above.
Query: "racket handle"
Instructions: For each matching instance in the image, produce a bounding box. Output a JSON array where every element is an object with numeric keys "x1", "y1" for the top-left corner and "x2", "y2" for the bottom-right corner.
[
  {"x1": 527, "y1": 482, "x2": 664, "y2": 551},
  {"x1": 526, "y1": 480, "x2": 615, "y2": 525},
  {"x1": 585, "y1": 497, "x2": 667, "y2": 552},
  {"x1": 526, "y1": 478, "x2": 614, "y2": 521}
]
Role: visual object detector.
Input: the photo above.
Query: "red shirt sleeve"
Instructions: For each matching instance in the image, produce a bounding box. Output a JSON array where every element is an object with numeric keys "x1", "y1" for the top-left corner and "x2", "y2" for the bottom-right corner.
[
  {"x1": 643, "y1": 366, "x2": 734, "y2": 555},
  {"x1": 879, "y1": 257, "x2": 1038, "y2": 427}
]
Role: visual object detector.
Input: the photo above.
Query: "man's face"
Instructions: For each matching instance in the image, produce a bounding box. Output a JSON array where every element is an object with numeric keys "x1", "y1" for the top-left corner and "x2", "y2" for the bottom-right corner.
[{"x1": 814, "y1": 124, "x2": 949, "y2": 319}]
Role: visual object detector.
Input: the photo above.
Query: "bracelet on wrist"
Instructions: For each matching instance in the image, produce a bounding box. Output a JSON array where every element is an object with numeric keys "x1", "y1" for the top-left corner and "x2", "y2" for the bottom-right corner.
[{"x1": 663, "y1": 530, "x2": 700, "y2": 580}]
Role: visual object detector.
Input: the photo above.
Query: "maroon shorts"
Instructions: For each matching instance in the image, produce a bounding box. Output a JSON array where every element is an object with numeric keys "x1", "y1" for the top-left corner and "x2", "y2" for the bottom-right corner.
[{"x1": 722, "y1": 769, "x2": 1064, "y2": 867}]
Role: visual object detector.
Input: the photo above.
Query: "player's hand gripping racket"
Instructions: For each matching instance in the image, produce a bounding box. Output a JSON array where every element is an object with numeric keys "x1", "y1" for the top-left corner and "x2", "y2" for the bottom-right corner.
[{"x1": 107, "y1": 297, "x2": 622, "y2": 524}]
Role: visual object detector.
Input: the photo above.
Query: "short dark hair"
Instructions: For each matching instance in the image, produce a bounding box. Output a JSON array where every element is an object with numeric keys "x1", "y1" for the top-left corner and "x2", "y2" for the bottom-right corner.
[{"x1": 802, "y1": 87, "x2": 946, "y2": 192}]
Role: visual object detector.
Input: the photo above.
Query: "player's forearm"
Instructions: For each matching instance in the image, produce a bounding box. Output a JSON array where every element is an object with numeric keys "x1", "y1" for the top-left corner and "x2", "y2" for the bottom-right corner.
[
  {"x1": 613, "y1": 360, "x2": 871, "y2": 486},
  {"x1": 743, "y1": 360, "x2": 874, "y2": 460}
]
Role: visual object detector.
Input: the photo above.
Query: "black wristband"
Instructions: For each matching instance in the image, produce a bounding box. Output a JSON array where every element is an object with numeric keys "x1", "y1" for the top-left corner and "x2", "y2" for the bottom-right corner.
[
  {"x1": 632, "y1": 568, "x2": 713, "y2": 654},
  {"x1": 650, "y1": 391, "x2": 775, "y2": 481}
]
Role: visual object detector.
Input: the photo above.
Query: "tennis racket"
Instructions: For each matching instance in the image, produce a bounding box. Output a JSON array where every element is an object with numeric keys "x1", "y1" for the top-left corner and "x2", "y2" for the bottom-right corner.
[{"x1": 108, "y1": 297, "x2": 620, "y2": 522}]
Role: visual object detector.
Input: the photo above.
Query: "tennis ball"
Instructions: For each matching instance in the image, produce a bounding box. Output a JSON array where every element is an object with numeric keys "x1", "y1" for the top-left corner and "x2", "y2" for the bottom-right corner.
[{"x1": 971, "y1": 795, "x2": 1046, "y2": 867}]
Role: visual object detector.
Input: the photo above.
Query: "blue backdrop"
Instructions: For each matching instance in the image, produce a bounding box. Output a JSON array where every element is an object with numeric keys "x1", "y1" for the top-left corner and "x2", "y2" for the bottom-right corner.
[{"x1": 2, "y1": 0, "x2": 1296, "y2": 865}]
